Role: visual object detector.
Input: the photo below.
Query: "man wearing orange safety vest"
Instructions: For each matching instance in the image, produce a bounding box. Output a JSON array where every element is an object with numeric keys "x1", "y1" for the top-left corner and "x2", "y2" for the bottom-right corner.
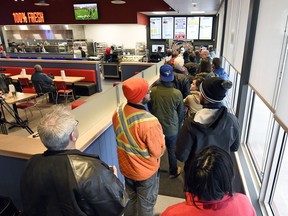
[{"x1": 112, "y1": 77, "x2": 165, "y2": 216}]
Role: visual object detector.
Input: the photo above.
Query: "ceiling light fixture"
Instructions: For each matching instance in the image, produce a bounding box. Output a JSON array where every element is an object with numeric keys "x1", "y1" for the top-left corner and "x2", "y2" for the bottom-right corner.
[
  {"x1": 34, "y1": 0, "x2": 50, "y2": 6},
  {"x1": 152, "y1": 12, "x2": 167, "y2": 15},
  {"x1": 190, "y1": 11, "x2": 205, "y2": 14},
  {"x1": 111, "y1": 0, "x2": 126, "y2": 4}
]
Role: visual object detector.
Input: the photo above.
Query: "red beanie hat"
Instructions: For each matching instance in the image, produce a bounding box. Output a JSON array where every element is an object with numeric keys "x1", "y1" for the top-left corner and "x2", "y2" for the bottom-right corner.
[{"x1": 122, "y1": 78, "x2": 149, "y2": 104}]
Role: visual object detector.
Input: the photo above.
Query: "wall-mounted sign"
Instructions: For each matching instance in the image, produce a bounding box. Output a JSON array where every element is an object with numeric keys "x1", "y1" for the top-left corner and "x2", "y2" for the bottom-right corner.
[
  {"x1": 12, "y1": 12, "x2": 45, "y2": 24},
  {"x1": 174, "y1": 17, "x2": 187, "y2": 39}
]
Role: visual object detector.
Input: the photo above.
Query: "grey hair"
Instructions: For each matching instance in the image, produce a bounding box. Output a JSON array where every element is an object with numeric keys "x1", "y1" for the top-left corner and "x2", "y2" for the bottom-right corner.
[
  {"x1": 37, "y1": 105, "x2": 76, "y2": 150},
  {"x1": 174, "y1": 56, "x2": 184, "y2": 70},
  {"x1": 34, "y1": 64, "x2": 42, "y2": 72}
]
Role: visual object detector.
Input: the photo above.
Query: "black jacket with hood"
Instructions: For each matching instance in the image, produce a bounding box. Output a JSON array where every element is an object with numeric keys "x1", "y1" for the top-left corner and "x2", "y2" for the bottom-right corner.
[{"x1": 176, "y1": 104, "x2": 240, "y2": 173}]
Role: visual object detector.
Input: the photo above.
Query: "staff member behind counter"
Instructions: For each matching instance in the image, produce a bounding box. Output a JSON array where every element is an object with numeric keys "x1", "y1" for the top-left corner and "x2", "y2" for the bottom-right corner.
[{"x1": 104, "y1": 45, "x2": 118, "y2": 62}]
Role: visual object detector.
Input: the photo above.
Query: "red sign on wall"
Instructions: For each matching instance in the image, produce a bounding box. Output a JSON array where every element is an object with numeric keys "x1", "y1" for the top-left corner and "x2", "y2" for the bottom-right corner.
[{"x1": 12, "y1": 12, "x2": 45, "y2": 24}]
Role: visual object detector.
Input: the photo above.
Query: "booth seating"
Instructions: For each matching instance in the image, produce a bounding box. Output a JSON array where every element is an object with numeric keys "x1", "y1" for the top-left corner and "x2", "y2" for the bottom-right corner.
[{"x1": 0, "y1": 67, "x2": 98, "y2": 96}]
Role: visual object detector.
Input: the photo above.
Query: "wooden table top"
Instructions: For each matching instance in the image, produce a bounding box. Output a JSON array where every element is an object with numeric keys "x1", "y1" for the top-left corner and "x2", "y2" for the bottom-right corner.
[
  {"x1": 10, "y1": 75, "x2": 85, "y2": 83},
  {"x1": 4, "y1": 92, "x2": 37, "y2": 104}
]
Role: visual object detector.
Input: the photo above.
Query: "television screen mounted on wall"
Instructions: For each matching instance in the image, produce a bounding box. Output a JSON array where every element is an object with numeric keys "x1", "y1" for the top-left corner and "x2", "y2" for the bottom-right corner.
[{"x1": 73, "y1": 3, "x2": 99, "y2": 21}]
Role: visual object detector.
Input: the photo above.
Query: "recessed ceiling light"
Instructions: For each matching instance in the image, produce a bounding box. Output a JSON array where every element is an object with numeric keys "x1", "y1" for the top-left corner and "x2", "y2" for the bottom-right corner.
[
  {"x1": 111, "y1": 0, "x2": 126, "y2": 4},
  {"x1": 190, "y1": 11, "x2": 205, "y2": 14},
  {"x1": 34, "y1": 0, "x2": 50, "y2": 6},
  {"x1": 152, "y1": 12, "x2": 167, "y2": 15}
]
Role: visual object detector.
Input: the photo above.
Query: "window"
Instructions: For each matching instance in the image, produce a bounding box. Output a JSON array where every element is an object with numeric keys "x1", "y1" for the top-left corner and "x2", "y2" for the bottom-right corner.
[{"x1": 246, "y1": 93, "x2": 274, "y2": 180}]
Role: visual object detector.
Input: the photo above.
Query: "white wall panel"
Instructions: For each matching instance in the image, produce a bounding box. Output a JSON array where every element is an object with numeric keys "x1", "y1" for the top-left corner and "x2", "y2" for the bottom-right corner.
[
  {"x1": 223, "y1": 0, "x2": 249, "y2": 73},
  {"x1": 84, "y1": 24, "x2": 146, "y2": 49},
  {"x1": 249, "y1": 0, "x2": 288, "y2": 108}
]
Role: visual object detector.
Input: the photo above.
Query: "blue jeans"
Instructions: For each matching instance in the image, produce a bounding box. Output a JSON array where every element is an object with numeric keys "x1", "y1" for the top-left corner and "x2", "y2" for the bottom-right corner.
[
  {"x1": 165, "y1": 135, "x2": 178, "y2": 175},
  {"x1": 124, "y1": 170, "x2": 159, "y2": 216}
]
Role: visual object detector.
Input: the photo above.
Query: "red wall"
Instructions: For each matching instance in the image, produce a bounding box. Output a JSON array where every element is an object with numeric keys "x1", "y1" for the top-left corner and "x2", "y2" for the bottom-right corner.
[{"x1": 0, "y1": 0, "x2": 172, "y2": 25}]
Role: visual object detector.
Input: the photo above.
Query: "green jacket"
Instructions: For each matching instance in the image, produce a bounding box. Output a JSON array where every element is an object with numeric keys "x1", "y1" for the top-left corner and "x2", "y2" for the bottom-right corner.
[{"x1": 149, "y1": 82, "x2": 184, "y2": 136}]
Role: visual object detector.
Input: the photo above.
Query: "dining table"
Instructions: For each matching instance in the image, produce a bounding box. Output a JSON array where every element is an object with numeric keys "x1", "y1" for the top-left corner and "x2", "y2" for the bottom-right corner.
[{"x1": 10, "y1": 74, "x2": 85, "y2": 100}]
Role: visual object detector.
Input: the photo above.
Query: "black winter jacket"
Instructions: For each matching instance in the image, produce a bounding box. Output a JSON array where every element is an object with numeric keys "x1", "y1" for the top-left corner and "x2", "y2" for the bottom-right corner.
[
  {"x1": 21, "y1": 150, "x2": 129, "y2": 216},
  {"x1": 176, "y1": 106, "x2": 240, "y2": 173}
]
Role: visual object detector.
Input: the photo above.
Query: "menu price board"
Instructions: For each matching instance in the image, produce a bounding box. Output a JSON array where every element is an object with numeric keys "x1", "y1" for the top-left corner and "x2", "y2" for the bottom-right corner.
[
  {"x1": 199, "y1": 17, "x2": 213, "y2": 40},
  {"x1": 150, "y1": 17, "x2": 162, "y2": 39},
  {"x1": 174, "y1": 17, "x2": 187, "y2": 39},
  {"x1": 162, "y1": 17, "x2": 174, "y2": 39},
  {"x1": 187, "y1": 17, "x2": 199, "y2": 39}
]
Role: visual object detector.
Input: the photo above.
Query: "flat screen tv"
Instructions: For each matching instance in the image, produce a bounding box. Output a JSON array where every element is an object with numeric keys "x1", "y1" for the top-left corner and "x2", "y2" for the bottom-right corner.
[
  {"x1": 73, "y1": 3, "x2": 99, "y2": 21},
  {"x1": 152, "y1": 44, "x2": 165, "y2": 53}
]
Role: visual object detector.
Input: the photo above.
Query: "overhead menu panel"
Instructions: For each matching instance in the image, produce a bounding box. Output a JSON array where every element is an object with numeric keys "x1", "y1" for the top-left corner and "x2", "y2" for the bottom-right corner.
[
  {"x1": 162, "y1": 17, "x2": 174, "y2": 39},
  {"x1": 199, "y1": 17, "x2": 213, "y2": 40},
  {"x1": 150, "y1": 17, "x2": 162, "y2": 39},
  {"x1": 174, "y1": 17, "x2": 187, "y2": 39},
  {"x1": 187, "y1": 17, "x2": 199, "y2": 40}
]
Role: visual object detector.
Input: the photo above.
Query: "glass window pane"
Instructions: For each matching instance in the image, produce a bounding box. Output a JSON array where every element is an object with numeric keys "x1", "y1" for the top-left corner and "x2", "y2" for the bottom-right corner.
[
  {"x1": 246, "y1": 94, "x2": 273, "y2": 180},
  {"x1": 271, "y1": 132, "x2": 288, "y2": 216}
]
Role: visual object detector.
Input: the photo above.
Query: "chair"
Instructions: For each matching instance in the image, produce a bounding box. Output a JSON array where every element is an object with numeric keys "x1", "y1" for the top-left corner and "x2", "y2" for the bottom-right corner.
[
  {"x1": 0, "y1": 196, "x2": 19, "y2": 216},
  {"x1": 53, "y1": 81, "x2": 75, "y2": 104},
  {"x1": 18, "y1": 77, "x2": 36, "y2": 93},
  {"x1": 32, "y1": 81, "x2": 49, "y2": 103},
  {"x1": 16, "y1": 97, "x2": 43, "y2": 120}
]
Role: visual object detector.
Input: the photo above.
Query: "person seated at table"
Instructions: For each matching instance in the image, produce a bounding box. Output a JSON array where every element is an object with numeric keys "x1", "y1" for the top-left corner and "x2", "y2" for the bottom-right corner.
[
  {"x1": 31, "y1": 64, "x2": 56, "y2": 103},
  {"x1": 161, "y1": 146, "x2": 256, "y2": 216}
]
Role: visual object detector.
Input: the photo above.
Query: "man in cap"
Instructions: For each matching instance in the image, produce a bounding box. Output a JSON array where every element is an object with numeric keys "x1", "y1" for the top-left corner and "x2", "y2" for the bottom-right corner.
[
  {"x1": 149, "y1": 64, "x2": 184, "y2": 179},
  {"x1": 176, "y1": 77, "x2": 240, "y2": 174},
  {"x1": 112, "y1": 77, "x2": 165, "y2": 216}
]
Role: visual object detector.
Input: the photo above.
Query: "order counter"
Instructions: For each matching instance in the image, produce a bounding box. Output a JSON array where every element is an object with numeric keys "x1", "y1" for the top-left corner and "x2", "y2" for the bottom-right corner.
[{"x1": 0, "y1": 61, "x2": 163, "y2": 209}]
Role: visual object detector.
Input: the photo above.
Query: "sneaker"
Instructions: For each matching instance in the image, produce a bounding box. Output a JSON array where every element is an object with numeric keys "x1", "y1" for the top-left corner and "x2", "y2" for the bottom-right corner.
[{"x1": 169, "y1": 167, "x2": 182, "y2": 179}]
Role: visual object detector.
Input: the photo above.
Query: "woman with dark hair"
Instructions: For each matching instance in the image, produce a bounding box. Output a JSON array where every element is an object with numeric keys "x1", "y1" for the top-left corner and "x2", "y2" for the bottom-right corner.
[{"x1": 162, "y1": 146, "x2": 256, "y2": 216}]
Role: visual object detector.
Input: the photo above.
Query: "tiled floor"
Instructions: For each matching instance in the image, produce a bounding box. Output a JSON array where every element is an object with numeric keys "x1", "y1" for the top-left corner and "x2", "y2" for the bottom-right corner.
[{"x1": 2, "y1": 74, "x2": 184, "y2": 215}]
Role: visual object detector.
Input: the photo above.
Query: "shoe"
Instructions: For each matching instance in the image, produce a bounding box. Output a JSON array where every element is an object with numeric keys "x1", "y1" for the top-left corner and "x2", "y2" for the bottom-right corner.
[{"x1": 169, "y1": 167, "x2": 182, "y2": 179}]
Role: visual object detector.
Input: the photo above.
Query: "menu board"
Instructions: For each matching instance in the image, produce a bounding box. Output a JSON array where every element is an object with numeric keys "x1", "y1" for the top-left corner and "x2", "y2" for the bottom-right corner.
[
  {"x1": 199, "y1": 17, "x2": 213, "y2": 40},
  {"x1": 174, "y1": 17, "x2": 187, "y2": 39},
  {"x1": 162, "y1": 17, "x2": 174, "y2": 39},
  {"x1": 187, "y1": 17, "x2": 199, "y2": 39},
  {"x1": 150, "y1": 17, "x2": 162, "y2": 39}
]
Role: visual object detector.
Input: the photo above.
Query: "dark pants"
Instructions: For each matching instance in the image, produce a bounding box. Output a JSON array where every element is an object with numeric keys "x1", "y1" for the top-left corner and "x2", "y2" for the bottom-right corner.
[
  {"x1": 165, "y1": 135, "x2": 178, "y2": 175},
  {"x1": 124, "y1": 171, "x2": 159, "y2": 216}
]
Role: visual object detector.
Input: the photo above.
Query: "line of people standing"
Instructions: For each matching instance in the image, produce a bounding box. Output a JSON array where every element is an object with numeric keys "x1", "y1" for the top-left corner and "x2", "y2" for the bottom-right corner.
[{"x1": 19, "y1": 46, "x2": 256, "y2": 216}]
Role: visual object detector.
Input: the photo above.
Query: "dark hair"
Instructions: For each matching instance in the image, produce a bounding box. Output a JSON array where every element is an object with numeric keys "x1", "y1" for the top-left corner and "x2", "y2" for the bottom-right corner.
[
  {"x1": 199, "y1": 59, "x2": 212, "y2": 73},
  {"x1": 212, "y1": 57, "x2": 221, "y2": 69},
  {"x1": 192, "y1": 76, "x2": 204, "y2": 89},
  {"x1": 186, "y1": 146, "x2": 234, "y2": 202},
  {"x1": 78, "y1": 46, "x2": 82, "y2": 50},
  {"x1": 189, "y1": 52, "x2": 196, "y2": 62}
]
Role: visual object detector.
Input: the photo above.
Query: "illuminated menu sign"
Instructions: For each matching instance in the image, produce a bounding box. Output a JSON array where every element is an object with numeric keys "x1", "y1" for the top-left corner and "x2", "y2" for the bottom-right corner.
[
  {"x1": 199, "y1": 17, "x2": 213, "y2": 40},
  {"x1": 162, "y1": 17, "x2": 174, "y2": 39},
  {"x1": 12, "y1": 12, "x2": 45, "y2": 24},
  {"x1": 150, "y1": 17, "x2": 162, "y2": 39},
  {"x1": 187, "y1": 17, "x2": 199, "y2": 39},
  {"x1": 174, "y1": 17, "x2": 187, "y2": 39}
]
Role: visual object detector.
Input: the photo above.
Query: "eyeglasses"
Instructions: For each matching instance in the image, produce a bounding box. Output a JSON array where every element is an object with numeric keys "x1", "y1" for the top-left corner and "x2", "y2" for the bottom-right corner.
[{"x1": 74, "y1": 120, "x2": 79, "y2": 127}]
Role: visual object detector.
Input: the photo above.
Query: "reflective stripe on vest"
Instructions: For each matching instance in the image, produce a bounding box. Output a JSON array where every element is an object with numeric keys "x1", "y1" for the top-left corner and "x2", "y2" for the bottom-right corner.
[{"x1": 116, "y1": 104, "x2": 155, "y2": 158}]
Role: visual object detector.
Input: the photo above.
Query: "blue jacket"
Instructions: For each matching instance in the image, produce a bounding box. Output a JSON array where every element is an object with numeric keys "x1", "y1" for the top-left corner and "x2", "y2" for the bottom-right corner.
[{"x1": 214, "y1": 67, "x2": 229, "y2": 80}]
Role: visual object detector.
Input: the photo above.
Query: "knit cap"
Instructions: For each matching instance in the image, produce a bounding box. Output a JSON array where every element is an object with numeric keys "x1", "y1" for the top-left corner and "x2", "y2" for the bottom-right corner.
[
  {"x1": 122, "y1": 78, "x2": 149, "y2": 104},
  {"x1": 199, "y1": 77, "x2": 232, "y2": 103},
  {"x1": 160, "y1": 64, "x2": 174, "y2": 82}
]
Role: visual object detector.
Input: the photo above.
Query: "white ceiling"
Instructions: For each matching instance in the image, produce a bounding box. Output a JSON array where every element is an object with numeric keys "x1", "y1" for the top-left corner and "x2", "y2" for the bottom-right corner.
[{"x1": 142, "y1": 0, "x2": 222, "y2": 16}]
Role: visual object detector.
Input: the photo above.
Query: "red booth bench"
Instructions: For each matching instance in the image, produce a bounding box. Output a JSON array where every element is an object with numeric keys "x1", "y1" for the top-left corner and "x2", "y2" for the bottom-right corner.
[{"x1": 0, "y1": 66, "x2": 97, "y2": 96}]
